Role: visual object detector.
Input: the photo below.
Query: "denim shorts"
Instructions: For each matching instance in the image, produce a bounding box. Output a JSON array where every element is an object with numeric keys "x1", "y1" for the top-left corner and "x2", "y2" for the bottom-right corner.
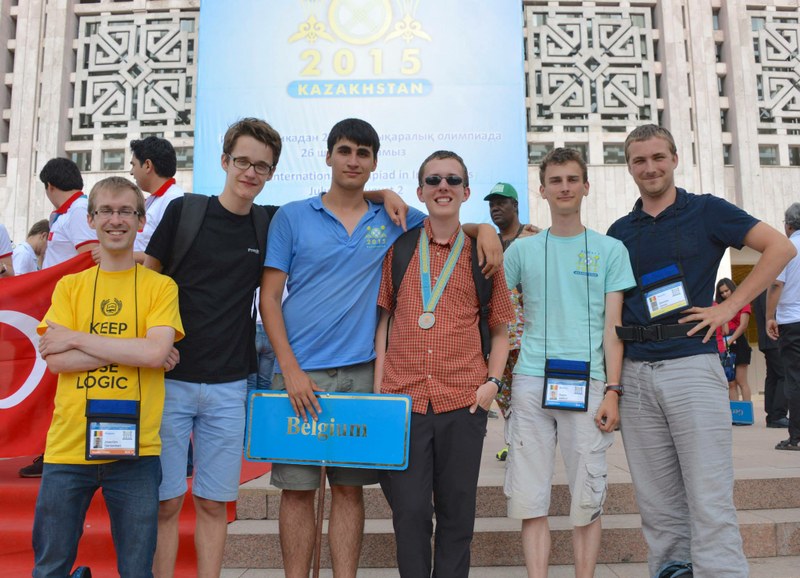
[
  {"x1": 269, "y1": 361, "x2": 379, "y2": 490},
  {"x1": 159, "y1": 378, "x2": 247, "y2": 502}
]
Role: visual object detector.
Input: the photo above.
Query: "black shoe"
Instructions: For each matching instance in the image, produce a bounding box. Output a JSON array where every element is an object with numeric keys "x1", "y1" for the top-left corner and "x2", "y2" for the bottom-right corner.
[
  {"x1": 767, "y1": 417, "x2": 790, "y2": 428},
  {"x1": 71, "y1": 567, "x2": 92, "y2": 578},
  {"x1": 19, "y1": 454, "x2": 44, "y2": 478},
  {"x1": 775, "y1": 438, "x2": 800, "y2": 451}
]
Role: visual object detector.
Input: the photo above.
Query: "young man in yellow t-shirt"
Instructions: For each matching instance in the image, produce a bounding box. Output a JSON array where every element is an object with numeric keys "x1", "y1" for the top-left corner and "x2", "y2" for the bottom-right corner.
[{"x1": 33, "y1": 176, "x2": 184, "y2": 578}]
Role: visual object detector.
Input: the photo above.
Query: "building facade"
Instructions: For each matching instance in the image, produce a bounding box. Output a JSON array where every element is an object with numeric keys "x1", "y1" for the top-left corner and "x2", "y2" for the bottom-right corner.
[{"x1": 1, "y1": 0, "x2": 799, "y2": 270}]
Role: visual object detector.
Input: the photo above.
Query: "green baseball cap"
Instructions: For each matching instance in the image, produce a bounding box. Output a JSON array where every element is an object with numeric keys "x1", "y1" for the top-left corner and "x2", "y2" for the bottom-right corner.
[{"x1": 483, "y1": 182, "x2": 518, "y2": 201}]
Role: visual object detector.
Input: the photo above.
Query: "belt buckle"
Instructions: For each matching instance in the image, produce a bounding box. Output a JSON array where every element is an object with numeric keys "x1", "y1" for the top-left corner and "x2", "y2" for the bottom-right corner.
[{"x1": 639, "y1": 325, "x2": 663, "y2": 342}]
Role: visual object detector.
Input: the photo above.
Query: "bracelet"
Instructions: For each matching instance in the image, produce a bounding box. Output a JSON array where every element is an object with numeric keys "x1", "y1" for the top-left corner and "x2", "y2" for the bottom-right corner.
[{"x1": 605, "y1": 384, "x2": 623, "y2": 397}]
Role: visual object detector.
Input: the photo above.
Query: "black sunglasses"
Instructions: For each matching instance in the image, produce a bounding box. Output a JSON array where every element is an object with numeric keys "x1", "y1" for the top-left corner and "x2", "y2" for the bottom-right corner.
[{"x1": 424, "y1": 175, "x2": 464, "y2": 187}]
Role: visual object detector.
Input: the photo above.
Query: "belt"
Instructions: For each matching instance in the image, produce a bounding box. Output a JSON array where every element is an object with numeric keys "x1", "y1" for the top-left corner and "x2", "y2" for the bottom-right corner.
[{"x1": 616, "y1": 323, "x2": 702, "y2": 343}]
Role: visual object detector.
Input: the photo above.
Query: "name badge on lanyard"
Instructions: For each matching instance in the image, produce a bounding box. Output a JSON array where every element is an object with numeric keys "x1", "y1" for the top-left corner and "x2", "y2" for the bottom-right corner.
[
  {"x1": 639, "y1": 263, "x2": 691, "y2": 321},
  {"x1": 85, "y1": 398, "x2": 140, "y2": 460},
  {"x1": 542, "y1": 359, "x2": 590, "y2": 412}
]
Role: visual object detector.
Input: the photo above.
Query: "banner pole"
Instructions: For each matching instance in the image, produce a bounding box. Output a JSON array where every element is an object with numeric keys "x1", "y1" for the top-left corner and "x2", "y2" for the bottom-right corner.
[{"x1": 313, "y1": 465, "x2": 327, "y2": 578}]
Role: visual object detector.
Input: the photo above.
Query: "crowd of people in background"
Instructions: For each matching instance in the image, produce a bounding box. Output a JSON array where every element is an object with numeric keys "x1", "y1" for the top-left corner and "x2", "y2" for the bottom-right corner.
[{"x1": 4, "y1": 120, "x2": 800, "y2": 578}]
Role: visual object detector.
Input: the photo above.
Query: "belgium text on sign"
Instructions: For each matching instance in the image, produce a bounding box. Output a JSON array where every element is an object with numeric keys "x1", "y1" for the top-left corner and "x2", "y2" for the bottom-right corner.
[{"x1": 245, "y1": 392, "x2": 412, "y2": 470}]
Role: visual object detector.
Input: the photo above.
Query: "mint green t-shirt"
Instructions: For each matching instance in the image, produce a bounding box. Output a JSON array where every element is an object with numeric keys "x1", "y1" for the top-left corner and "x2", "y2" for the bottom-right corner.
[{"x1": 504, "y1": 228, "x2": 635, "y2": 382}]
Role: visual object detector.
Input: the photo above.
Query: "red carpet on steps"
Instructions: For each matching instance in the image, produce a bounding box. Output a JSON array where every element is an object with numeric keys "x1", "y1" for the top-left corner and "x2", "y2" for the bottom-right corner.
[{"x1": 0, "y1": 455, "x2": 270, "y2": 578}]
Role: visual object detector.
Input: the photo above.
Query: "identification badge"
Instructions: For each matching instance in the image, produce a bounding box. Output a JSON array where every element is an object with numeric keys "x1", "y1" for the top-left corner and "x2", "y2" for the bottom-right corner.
[
  {"x1": 542, "y1": 359, "x2": 590, "y2": 412},
  {"x1": 639, "y1": 264, "x2": 691, "y2": 321},
  {"x1": 85, "y1": 399, "x2": 140, "y2": 460}
]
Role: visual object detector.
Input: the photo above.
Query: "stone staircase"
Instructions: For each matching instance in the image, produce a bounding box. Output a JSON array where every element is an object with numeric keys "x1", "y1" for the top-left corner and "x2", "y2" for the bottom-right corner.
[{"x1": 223, "y1": 410, "x2": 800, "y2": 573}]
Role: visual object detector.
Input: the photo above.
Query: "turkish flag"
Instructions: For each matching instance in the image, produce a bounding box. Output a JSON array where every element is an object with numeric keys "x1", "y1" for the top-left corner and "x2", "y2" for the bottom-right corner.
[{"x1": 0, "y1": 252, "x2": 94, "y2": 457}]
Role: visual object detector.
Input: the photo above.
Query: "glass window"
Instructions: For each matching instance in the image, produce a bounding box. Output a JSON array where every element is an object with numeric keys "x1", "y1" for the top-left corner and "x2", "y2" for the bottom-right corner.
[
  {"x1": 603, "y1": 144, "x2": 626, "y2": 165},
  {"x1": 71, "y1": 151, "x2": 91, "y2": 172},
  {"x1": 790, "y1": 146, "x2": 800, "y2": 167},
  {"x1": 528, "y1": 143, "x2": 551, "y2": 165},
  {"x1": 565, "y1": 142, "x2": 588, "y2": 162},
  {"x1": 723, "y1": 144, "x2": 732, "y2": 166},
  {"x1": 101, "y1": 150, "x2": 125, "y2": 171},
  {"x1": 759, "y1": 145, "x2": 779, "y2": 166},
  {"x1": 175, "y1": 147, "x2": 194, "y2": 169}
]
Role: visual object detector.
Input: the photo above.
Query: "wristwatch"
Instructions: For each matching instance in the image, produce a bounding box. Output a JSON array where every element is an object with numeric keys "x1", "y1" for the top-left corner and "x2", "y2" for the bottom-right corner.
[
  {"x1": 605, "y1": 384, "x2": 624, "y2": 397},
  {"x1": 487, "y1": 376, "x2": 503, "y2": 390}
]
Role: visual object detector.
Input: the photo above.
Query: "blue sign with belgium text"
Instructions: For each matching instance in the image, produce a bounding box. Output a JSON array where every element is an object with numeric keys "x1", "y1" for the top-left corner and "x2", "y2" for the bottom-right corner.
[{"x1": 245, "y1": 392, "x2": 412, "y2": 470}]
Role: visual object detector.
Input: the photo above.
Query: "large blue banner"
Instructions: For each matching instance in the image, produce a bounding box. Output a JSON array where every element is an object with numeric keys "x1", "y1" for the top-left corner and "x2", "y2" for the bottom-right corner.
[{"x1": 195, "y1": 1, "x2": 527, "y2": 225}]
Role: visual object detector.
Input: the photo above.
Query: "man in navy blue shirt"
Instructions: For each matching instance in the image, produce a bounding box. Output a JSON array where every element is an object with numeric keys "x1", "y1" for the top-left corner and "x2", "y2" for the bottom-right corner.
[{"x1": 607, "y1": 124, "x2": 794, "y2": 578}]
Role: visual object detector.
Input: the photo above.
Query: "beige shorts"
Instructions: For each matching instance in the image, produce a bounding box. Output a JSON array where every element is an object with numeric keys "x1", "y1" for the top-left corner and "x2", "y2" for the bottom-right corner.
[
  {"x1": 504, "y1": 374, "x2": 614, "y2": 527},
  {"x1": 269, "y1": 361, "x2": 379, "y2": 490}
]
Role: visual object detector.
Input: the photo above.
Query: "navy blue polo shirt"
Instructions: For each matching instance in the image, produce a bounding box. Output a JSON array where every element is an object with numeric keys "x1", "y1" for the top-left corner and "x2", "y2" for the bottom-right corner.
[{"x1": 607, "y1": 188, "x2": 758, "y2": 361}]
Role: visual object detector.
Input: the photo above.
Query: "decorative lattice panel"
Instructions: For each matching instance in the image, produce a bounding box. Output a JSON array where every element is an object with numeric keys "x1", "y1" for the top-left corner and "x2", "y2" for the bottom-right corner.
[
  {"x1": 527, "y1": 4, "x2": 659, "y2": 131},
  {"x1": 72, "y1": 12, "x2": 198, "y2": 138}
]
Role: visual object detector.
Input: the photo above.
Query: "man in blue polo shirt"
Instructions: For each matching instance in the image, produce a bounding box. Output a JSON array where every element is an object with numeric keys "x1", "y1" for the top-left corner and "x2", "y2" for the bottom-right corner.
[
  {"x1": 607, "y1": 124, "x2": 795, "y2": 578},
  {"x1": 260, "y1": 118, "x2": 501, "y2": 578}
]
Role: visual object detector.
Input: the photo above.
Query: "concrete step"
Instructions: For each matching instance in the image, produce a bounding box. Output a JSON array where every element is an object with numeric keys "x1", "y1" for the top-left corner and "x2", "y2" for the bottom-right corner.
[
  {"x1": 221, "y1": 555, "x2": 800, "y2": 577},
  {"x1": 236, "y1": 474, "x2": 800, "y2": 521},
  {"x1": 223, "y1": 507, "x2": 800, "y2": 569}
]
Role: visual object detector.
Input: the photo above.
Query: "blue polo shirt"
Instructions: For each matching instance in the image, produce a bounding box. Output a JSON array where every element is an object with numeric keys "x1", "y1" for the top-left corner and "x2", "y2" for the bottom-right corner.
[
  {"x1": 266, "y1": 195, "x2": 426, "y2": 371},
  {"x1": 606, "y1": 188, "x2": 758, "y2": 361}
]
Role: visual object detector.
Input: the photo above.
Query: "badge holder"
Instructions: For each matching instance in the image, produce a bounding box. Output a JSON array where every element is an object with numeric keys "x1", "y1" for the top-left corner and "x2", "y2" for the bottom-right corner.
[
  {"x1": 639, "y1": 263, "x2": 691, "y2": 321},
  {"x1": 85, "y1": 398, "x2": 140, "y2": 460},
  {"x1": 542, "y1": 359, "x2": 590, "y2": 412}
]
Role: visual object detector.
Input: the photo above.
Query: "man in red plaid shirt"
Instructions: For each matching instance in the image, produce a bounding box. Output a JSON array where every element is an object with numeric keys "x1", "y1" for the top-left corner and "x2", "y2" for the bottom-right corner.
[{"x1": 374, "y1": 150, "x2": 514, "y2": 578}]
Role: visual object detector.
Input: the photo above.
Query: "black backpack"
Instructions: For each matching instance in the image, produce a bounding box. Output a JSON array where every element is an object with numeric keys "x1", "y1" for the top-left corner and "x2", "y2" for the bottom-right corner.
[
  {"x1": 163, "y1": 193, "x2": 270, "y2": 277},
  {"x1": 390, "y1": 228, "x2": 493, "y2": 356}
]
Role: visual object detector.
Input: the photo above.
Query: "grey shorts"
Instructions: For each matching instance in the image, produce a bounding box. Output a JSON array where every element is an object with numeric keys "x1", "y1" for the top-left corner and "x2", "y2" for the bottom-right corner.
[
  {"x1": 269, "y1": 361, "x2": 379, "y2": 490},
  {"x1": 504, "y1": 374, "x2": 614, "y2": 526}
]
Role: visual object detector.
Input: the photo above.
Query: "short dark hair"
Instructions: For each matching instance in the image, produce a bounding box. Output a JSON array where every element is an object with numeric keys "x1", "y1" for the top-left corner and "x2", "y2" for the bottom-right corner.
[
  {"x1": 326, "y1": 118, "x2": 380, "y2": 158},
  {"x1": 715, "y1": 278, "x2": 737, "y2": 304},
  {"x1": 539, "y1": 147, "x2": 588, "y2": 185},
  {"x1": 39, "y1": 158, "x2": 83, "y2": 191},
  {"x1": 88, "y1": 176, "x2": 145, "y2": 217},
  {"x1": 222, "y1": 118, "x2": 283, "y2": 166},
  {"x1": 624, "y1": 124, "x2": 677, "y2": 163},
  {"x1": 417, "y1": 150, "x2": 469, "y2": 187},
  {"x1": 130, "y1": 136, "x2": 177, "y2": 178},
  {"x1": 27, "y1": 219, "x2": 49, "y2": 238},
  {"x1": 785, "y1": 202, "x2": 800, "y2": 230}
]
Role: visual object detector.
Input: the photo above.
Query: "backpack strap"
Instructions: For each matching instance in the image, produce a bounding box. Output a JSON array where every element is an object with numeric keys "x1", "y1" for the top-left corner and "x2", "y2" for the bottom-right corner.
[
  {"x1": 471, "y1": 239, "x2": 493, "y2": 357},
  {"x1": 390, "y1": 229, "x2": 422, "y2": 309},
  {"x1": 164, "y1": 193, "x2": 209, "y2": 278}
]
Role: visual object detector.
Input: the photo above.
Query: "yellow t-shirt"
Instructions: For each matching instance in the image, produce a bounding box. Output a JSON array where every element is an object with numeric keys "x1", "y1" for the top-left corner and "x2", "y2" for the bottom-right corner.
[{"x1": 38, "y1": 264, "x2": 184, "y2": 464}]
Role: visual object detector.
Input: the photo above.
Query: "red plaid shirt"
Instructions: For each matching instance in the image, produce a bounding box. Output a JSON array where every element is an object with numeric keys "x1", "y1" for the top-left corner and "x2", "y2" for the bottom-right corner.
[{"x1": 377, "y1": 219, "x2": 514, "y2": 414}]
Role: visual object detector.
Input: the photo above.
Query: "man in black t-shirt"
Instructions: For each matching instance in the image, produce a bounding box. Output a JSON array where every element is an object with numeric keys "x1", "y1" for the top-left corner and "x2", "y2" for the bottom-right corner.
[{"x1": 144, "y1": 118, "x2": 283, "y2": 578}]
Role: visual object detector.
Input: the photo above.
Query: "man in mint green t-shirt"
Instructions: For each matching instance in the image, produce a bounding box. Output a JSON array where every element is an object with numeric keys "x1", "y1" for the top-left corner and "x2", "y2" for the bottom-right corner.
[{"x1": 503, "y1": 148, "x2": 635, "y2": 578}]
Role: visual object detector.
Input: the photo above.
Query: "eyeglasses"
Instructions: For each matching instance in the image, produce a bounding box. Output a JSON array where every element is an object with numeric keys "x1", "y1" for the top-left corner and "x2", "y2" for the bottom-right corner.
[
  {"x1": 93, "y1": 208, "x2": 140, "y2": 219},
  {"x1": 424, "y1": 175, "x2": 464, "y2": 187},
  {"x1": 228, "y1": 155, "x2": 275, "y2": 176}
]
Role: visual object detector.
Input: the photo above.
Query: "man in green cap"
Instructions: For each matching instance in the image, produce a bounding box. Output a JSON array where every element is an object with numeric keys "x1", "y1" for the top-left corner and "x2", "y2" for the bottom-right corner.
[{"x1": 485, "y1": 183, "x2": 539, "y2": 458}]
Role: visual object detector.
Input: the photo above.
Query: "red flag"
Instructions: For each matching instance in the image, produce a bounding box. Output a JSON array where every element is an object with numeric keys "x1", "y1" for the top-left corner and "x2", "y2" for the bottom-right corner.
[{"x1": 0, "y1": 252, "x2": 94, "y2": 457}]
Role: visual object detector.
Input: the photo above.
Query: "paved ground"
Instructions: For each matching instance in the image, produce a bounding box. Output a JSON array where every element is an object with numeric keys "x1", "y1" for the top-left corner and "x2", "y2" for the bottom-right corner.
[{"x1": 226, "y1": 393, "x2": 800, "y2": 577}]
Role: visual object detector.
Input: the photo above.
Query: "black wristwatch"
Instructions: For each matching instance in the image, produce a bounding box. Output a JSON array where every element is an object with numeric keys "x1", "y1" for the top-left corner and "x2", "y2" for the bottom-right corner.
[
  {"x1": 487, "y1": 376, "x2": 503, "y2": 390},
  {"x1": 605, "y1": 384, "x2": 623, "y2": 397}
]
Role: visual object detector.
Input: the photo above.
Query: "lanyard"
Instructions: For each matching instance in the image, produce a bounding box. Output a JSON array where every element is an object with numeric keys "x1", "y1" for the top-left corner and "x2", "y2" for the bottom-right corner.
[
  {"x1": 543, "y1": 228, "x2": 591, "y2": 361},
  {"x1": 418, "y1": 227, "x2": 465, "y2": 328}
]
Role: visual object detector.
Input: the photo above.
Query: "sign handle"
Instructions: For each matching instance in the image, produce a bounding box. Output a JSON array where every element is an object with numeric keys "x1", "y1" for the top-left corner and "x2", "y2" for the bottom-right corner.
[{"x1": 313, "y1": 465, "x2": 327, "y2": 578}]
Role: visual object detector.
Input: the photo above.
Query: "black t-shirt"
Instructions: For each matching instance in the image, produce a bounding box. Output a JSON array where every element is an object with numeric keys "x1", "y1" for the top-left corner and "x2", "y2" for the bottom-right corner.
[{"x1": 146, "y1": 196, "x2": 278, "y2": 382}]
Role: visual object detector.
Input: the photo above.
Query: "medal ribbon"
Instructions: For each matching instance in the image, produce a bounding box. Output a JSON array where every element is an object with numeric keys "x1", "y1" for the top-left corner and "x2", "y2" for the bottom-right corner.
[{"x1": 419, "y1": 228, "x2": 465, "y2": 314}]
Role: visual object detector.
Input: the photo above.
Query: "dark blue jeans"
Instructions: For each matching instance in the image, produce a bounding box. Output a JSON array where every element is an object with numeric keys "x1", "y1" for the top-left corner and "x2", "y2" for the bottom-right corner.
[
  {"x1": 246, "y1": 323, "x2": 276, "y2": 392},
  {"x1": 32, "y1": 456, "x2": 161, "y2": 578}
]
